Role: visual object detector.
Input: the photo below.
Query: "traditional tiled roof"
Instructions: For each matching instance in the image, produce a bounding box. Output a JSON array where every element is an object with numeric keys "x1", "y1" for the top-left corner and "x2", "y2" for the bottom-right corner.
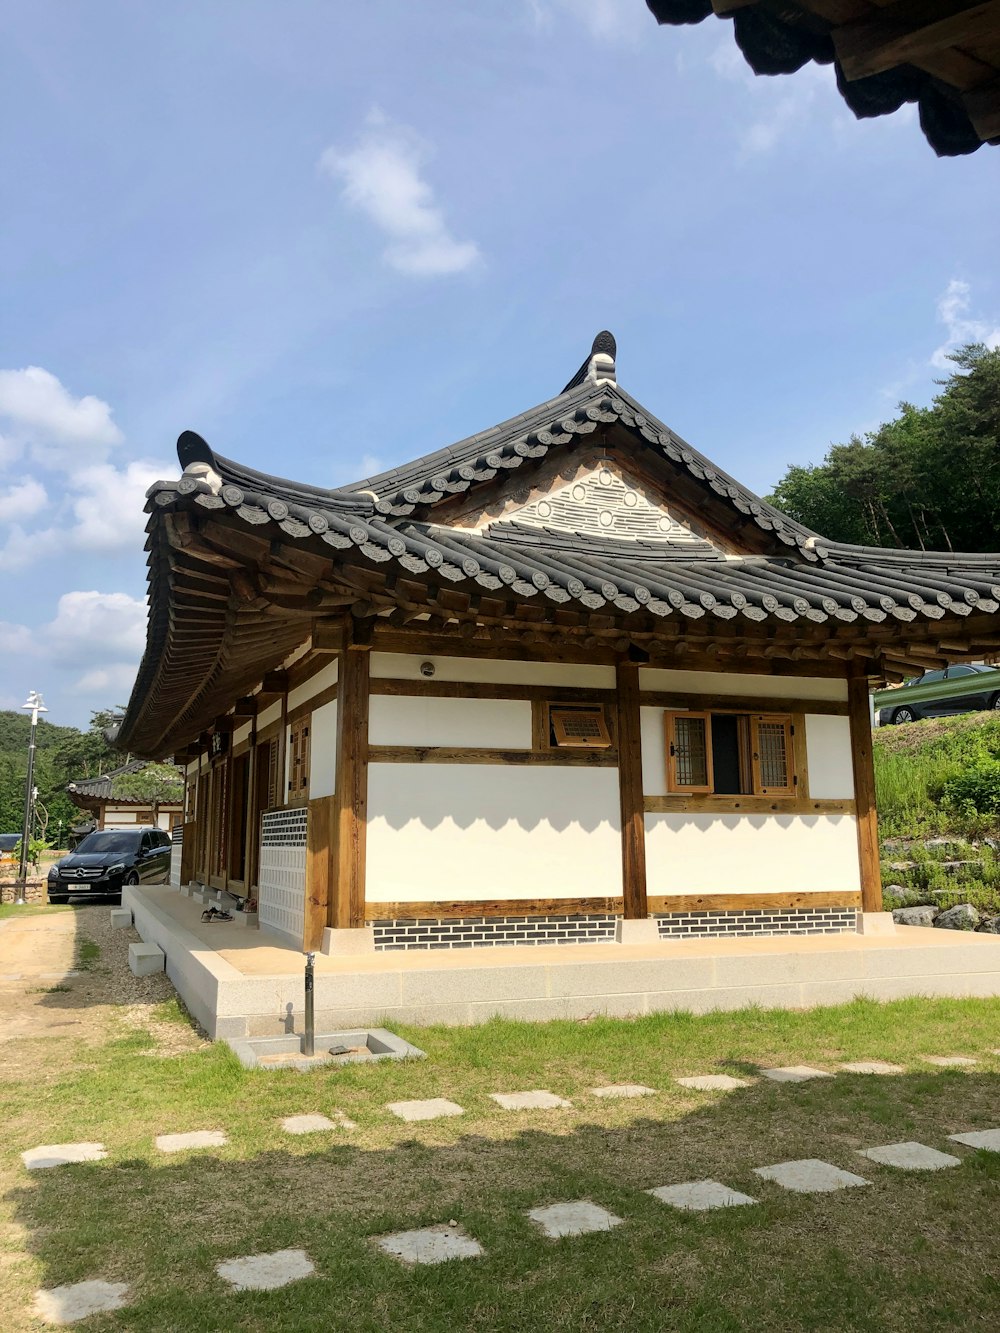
[
  {"x1": 118, "y1": 332, "x2": 1000, "y2": 755},
  {"x1": 66, "y1": 760, "x2": 183, "y2": 809},
  {"x1": 647, "y1": 1, "x2": 1000, "y2": 157}
]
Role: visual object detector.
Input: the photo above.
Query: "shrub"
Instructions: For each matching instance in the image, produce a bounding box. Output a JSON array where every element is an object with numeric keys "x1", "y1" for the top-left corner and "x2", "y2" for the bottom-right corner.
[{"x1": 940, "y1": 760, "x2": 1000, "y2": 817}]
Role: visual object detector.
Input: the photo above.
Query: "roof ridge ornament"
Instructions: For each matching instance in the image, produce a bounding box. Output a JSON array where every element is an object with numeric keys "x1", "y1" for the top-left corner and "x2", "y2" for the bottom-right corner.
[
  {"x1": 562, "y1": 331, "x2": 617, "y2": 394},
  {"x1": 176, "y1": 429, "x2": 223, "y2": 496}
]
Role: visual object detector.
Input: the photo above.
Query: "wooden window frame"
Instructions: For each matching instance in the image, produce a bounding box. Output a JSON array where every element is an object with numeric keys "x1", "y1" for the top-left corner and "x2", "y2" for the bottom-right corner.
[
  {"x1": 287, "y1": 715, "x2": 311, "y2": 802},
  {"x1": 664, "y1": 710, "x2": 714, "y2": 794},
  {"x1": 547, "y1": 702, "x2": 613, "y2": 750},
  {"x1": 664, "y1": 709, "x2": 797, "y2": 799}
]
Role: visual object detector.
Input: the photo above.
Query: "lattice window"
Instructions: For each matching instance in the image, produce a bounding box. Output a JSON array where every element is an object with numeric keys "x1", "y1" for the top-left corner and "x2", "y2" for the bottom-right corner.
[
  {"x1": 750, "y1": 715, "x2": 795, "y2": 796},
  {"x1": 549, "y1": 704, "x2": 612, "y2": 749},
  {"x1": 665, "y1": 712, "x2": 713, "y2": 793},
  {"x1": 287, "y1": 717, "x2": 310, "y2": 801}
]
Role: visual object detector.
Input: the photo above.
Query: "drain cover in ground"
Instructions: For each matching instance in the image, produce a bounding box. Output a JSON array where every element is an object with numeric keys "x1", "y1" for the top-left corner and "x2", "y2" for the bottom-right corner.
[
  {"x1": 754, "y1": 1159, "x2": 870, "y2": 1193},
  {"x1": 216, "y1": 1248, "x2": 316, "y2": 1291},
  {"x1": 21, "y1": 1143, "x2": 107, "y2": 1170},
  {"x1": 839, "y1": 1062, "x2": 905, "y2": 1075},
  {"x1": 527, "y1": 1200, "x2": 623, "y2": 1238},
  {"x1": 676, "y1": 1075, "x2": 750, "y2": 1091},
  {"x1": 386, "y1": 1098, "x2": 464, "y2": 1122},
  {"x1": 490, "y1": 1090, "x2": 572, "y2": 1110},
  {"x1": 924, "y1": 1055, "x2": 976, "y2": 1067},
  {"x1": 154, "y1": 1130, "x2": 228, "y2": 1153},
  {"x1": 590, "y1": 1084, "x2": 655, "y2": 1099},
  {"x1": 949, "y1": 1129, "x2": 1000, "y2": 1151},
  {"x1": 858, "y1": 1142, "x2": 961, "y2": 1171},
  {"x1": 760, "y1": 1066, "x2": 833, "y2": 1083},
  {"x1": 33, "y1": 1280, "x2": 129, "y2": 1324},
  {"x1": 647, "y1": 1180, "x2": 758, "y2": 1211},
  {"x1": 281, "y1": 1113, "x2": 355, "y2": 1134},
  {"x1": 375, "y1": 1224, "x2": 483, "y2": 1265}
]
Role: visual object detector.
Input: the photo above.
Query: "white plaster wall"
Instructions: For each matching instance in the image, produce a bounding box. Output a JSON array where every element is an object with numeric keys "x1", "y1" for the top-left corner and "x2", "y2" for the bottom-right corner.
[
  {"x1": 310, "y1": 699, "x2": 338, "y2": 799},
  {"x1": 233, "y1": 721, "x2": 252, "y2": 748},
  {"x1": 644, "y1": 813, "x2": 860, "y2": 895},
  {"x1": 287, "y1": 658, "x2": 339, "y2": 713},
  {"x1": 369, "y1": 696, "x2": 532, "y2": 748},
  {"x1": 638, "y1": 668, "x2": 847, "y2": 702},
  {"x1": 257, "y1": 701, "x2": 281, "y2": 731},
  {"x1": 640, "y1": 706, "x2": 668, "y2": 795},
  {"x1": 366, "y1": 765, "x2": 622, "y2": 903},
  {"x1": 805, "y1": 715, "x2": 855, "y2": 799},
  {"x1": 370, "y1": 652, "x2": 615, "y2": 690}
]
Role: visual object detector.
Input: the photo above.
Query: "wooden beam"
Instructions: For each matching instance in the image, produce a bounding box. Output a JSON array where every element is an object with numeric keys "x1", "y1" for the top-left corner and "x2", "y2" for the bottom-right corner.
[
  {"x1": 368, "y1": 745, "x2": 618, "y2": 767},
  {"x1": 311, "y1": 620, "x2": 345, "y2": 654},
  {"x1": 365, "y1": 896, "x2": 624, "y2": 921},
  {"x1": 305, "y1": 796, "x2": 334, "y2": 951},
  {"x1": 834, "y1": 1, "x2": 1000, "y2": 83},
  {"x1": 847, "y1": 669, "x2": 882, "y2": 914},
  {"x1": 615, "y1": 658, "x2": 648, "y2": 920},
  {"x1": 332, "y1": 642, "x2": 369, "y2": 930},
  {"x1": 645, "y1": 795, "x2": 855, "y2": 814},
  {"x1": 648, "y1": 891, "x2": 862, "y2": 914},
  {"x1": 964, "y1": 78, "x2": 1000, "y2": 141}
]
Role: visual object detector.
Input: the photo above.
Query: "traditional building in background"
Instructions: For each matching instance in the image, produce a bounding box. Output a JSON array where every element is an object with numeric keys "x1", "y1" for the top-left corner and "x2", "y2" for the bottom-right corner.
[
  {"x1": 66, "y1": 759, "x2": 184, "y2": 840},
  {"x1": 117, "y1": 333, "x2": 1000, "y2": 954}
]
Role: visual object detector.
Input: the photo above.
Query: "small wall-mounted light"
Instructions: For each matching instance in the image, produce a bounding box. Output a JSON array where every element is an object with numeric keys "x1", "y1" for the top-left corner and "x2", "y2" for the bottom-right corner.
[{"x1": 420, "y1": 661, "x2": 436, "y2": 678}]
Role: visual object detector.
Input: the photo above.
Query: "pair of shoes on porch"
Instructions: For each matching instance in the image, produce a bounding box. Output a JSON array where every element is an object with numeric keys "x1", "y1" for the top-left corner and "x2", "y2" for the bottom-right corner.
[{"x1": 201, "y1": 906, "x2": 233, "y2": 923}]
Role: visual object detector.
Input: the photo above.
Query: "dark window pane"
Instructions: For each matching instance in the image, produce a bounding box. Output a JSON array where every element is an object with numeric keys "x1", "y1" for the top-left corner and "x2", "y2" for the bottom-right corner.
[{"x1": 711, "y1": 714, "x2": 742, "y2": 794}]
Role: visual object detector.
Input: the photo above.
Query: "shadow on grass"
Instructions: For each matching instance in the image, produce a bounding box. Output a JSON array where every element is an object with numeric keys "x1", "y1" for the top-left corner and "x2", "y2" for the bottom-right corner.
[{"x1": 8, "y1": 1063, "x2": 1000, "y2": 1333}]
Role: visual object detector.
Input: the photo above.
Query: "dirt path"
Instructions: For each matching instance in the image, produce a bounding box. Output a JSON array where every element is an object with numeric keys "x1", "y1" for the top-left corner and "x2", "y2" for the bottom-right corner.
[{"x1": 0, "y1": 905, "x2": 207, "y2": 1053}]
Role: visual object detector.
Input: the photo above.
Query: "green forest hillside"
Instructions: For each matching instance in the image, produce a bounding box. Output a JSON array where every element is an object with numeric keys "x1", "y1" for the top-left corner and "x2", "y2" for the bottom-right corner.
[{"x1": 0, "y1": 710, "x2": 121, "y2": 841}]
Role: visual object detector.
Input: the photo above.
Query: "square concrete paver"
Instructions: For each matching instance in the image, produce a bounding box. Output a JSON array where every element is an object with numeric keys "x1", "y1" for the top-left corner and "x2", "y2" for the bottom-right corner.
[
  {"x1": 759, "y1": 1066, "x2": 834, "y2": 1083},
  {"x1": 216, "y1": 1248, "x2": 316, "y2": 1291},
  {"x1": 21, "y1": 1143, "x2": 107, "y2": 1171},
  {"x1": 840, "y1": 1061, "x2": 905, "y2": 1075},
  {"x1": 280, "y1": 1113, "x2": 355, "y2": 1135},
  {"x1": 924, "y1": 1055, "x2": 977, "y2": 1067},
  {"x1": 490, "y1": 1090, "x2": 572, "y2": 1111},
  {"x1": 647, "y1": 1180, "x2": 758, "y2": 1212},
  {"x1": 33, "y1": 1280, "x2": 129, "y2": 1325},
  {"x1": 859, "y1": 1142, "x2": 961, "y2": 1171},
  {"x1": 677, "y1": 1074, "x2": 751, "y2": 1092},
  {"x1": 527, "y1": 1200, "x2": 623, "y2": 1238},
  {"x1": 386, "y1": 1098, "x2": 464, "y2": 1122},
  {"x1": 948, "y1": 1128, "x2": 1000, "y2": 1151},
  {"x1": 375, "y1": 1224, "x2": 484, "y2": 1265},
  {"x1": 754, "y1": 1159, "x2": 871, "y2": 1193},
  {"x1": 590, "y1": 1084, "x2": 656, "y2": 1099},
  {"x1": 154, "y1": 1130, "x2": 228, "y2": 1153}
]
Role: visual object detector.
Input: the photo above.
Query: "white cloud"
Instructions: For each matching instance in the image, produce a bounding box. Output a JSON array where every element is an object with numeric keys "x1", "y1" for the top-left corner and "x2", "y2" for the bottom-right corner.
[
  {"x1": 68, "y1": 459, "x2": 171, "y2": 553},
  {"x1": 0, "y1": 522, "x2": 58, "y2": 571},
  {"x1": 0, "y1": 367, "x2": 123, "y2": 466},
  {"x1": 931, "y1": 279, "x2": 1000, "y2": 369},
  {"x1": 44, "y1": 590, "x2": 148, "y2": 661},
  {"x1": 0, "y1": 477, "x2": 48, "y2": 524},
  {"x1": 320, "y1": 112, "x2": 481, "y2": 277},
  {"x1": 71, "y1": 663, "x2": 140, "y2": 697}
]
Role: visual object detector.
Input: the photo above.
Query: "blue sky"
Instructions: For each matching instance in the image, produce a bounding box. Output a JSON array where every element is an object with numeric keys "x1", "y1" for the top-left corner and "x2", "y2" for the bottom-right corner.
[{"x1": 1, "y1": 1, "x2": 998, "y2": 730}]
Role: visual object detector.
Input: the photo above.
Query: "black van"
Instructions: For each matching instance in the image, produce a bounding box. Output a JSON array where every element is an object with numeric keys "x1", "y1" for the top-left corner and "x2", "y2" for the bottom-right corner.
[{"x1": 47, "y1": 827, "x2": 172, "y2": 903}]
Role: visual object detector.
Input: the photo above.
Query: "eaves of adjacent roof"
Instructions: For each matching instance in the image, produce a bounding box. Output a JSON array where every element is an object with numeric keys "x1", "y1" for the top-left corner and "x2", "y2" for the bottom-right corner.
[
  {"x1": 66, "y1": 759, "x2": 183, "y2": 809},
  {"x1": 647, "y1": 1, "x2": 1000, "y2": 158}
]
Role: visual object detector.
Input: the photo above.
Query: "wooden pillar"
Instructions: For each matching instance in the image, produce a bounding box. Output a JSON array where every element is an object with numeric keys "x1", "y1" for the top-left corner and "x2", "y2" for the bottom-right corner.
[
  {"x1": 331, "y1": 631, "x2": 371, "y2": 929},
  {"x1": 847, "y1": 669, "x2": 883, "y2": 913},
  {"x1": 304, "y1": 795, "x2": 333, "y2": 950},
  {"x1": 615, "y1": 658, "x2": 648, "y2": 919}
]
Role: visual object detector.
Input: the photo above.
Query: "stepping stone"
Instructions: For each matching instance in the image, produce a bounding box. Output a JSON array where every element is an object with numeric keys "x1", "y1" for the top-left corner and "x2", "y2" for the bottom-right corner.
[
  {"x1": 948, "y1": 1129, "x2": 1000, "y2": 1151},
  {"x1": 386, "y1": 1098, "x2": 464, "y2": 1122},
  {"x1": 647, "y1": 1180, "x2": 757, "y2": 1212},
  {"x1": 375, "y1": 1224, "x2": 483, "y2": 1265},
  {"x1": 590, "y1": 1084, "x2": 656, "y2": 1099},
  {"x1": 923, "y1": 1055, "x2": 976, "y2": 1067},
  {"x1": 280, "y1": 1113, "x2": 355, "y2": 1135},
  {"x1": 216, "y1": 1248, "x2": 315, "y2": 1291},
  {"x1": 33, "y1": 1280, "x2": 129, "y2": 1324},
  {"x1": 527, "y1": 1200, "x2": 623, "y2": 1239},
  {"x1": 840, "y1": 1061, "x2": 905, "y2": 1075},
  {"x1": 154, "y1": 1130, "x2": 227, "y2": 1153},
  {"x1": 490, "y1": 1090, "x2": 572, "y2": 1111},
  {"x1": 22, "y1": 1143, "x2": 107, "y2": 1170},
  {"x1": 754, "y1": 1159, "x2": 870, "y2": 1194},
  {"x1": 858, "y1": 1142, "x2": 961, "y2": 1171},
  {"x1": 759, "y1": 1066, "x2": 833, "y2": 1083},
  {"x1": 676, "y1": 1074, "x2": 750, "y2": 1091}
]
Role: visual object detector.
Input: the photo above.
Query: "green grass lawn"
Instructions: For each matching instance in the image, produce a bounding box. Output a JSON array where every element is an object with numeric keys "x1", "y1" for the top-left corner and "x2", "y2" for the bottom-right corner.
[{"x1": 3, "y1": 996, "x2": 1000, "y2": 1331}]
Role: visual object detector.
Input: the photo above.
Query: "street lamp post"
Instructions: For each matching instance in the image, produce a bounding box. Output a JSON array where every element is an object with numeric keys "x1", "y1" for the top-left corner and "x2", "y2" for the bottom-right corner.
[{"x1": 15, "y1": 690, "x2": 47, "y2": 906}]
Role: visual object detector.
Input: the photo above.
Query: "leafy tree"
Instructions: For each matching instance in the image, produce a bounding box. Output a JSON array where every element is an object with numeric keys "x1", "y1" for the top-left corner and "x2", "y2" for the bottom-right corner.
[
  {"x1": 767, "y1": 345, "x2": 1000, "y2": 551},
  {"x1": 110, "y1": 763, "x2": 183, "y2": 821}
]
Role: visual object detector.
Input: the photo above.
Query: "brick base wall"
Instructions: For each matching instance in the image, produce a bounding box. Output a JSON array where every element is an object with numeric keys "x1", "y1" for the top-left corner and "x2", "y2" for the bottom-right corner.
[
  {"x1": 372, "y1": 914, "x2": 617, "y2": 950},
  {"x1": 654, "y1": 908, "x2": 858, "y2": 939}
]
